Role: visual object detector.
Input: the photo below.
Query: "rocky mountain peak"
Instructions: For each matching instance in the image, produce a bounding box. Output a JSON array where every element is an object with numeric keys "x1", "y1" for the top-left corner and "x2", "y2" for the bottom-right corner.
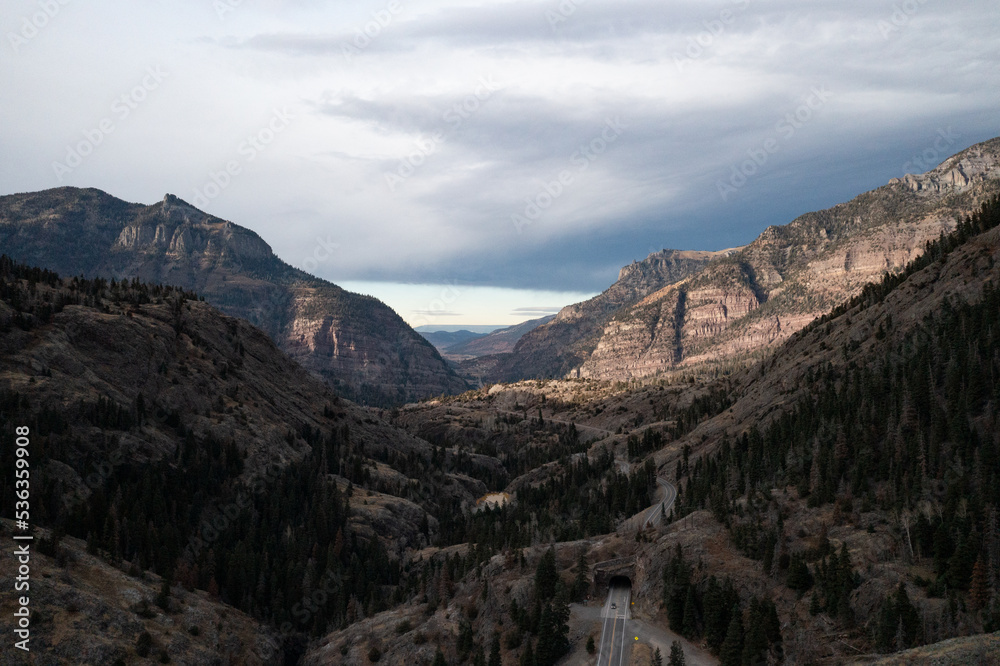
[
  {"x1": 0, "y1": 187, "x2": 467, "y2": 404},
  {"x1": 474, "y1": 136, "x2": 1000, "y2": 384},
  {"x1": 571, "y1": 136, "x2": 1000, "y2": 380},
  {"x1": 890, "y1": 135, "x2": 1000, "y2": 194}
]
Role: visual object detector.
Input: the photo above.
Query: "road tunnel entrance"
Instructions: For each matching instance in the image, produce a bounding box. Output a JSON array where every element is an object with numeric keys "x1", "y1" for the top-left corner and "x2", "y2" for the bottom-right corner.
[
  {"x1": 592, "y1": 556, "x2": 637, "y2": 596},
  {"x1": 608, "y1": 574, "x2": 632, "y2": 591}
]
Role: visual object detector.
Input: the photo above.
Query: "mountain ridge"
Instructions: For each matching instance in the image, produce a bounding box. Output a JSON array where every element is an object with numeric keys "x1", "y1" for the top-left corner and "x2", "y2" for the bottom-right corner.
[
  {"x1": 482, "y1": 248, "x2": 734, "y2": 381},
  {"x1": 0, "y1": 187, "x2": 468, "y2": 405},
  {"x1": 479, "y1": 136, "x2": 1000, "y2": 383},
  {"x1": 2, "y1": 150, "x2": 999, "y2": 665},
  {"x1": 446, "y1": 314, "x2": 556, "y2": 359}
]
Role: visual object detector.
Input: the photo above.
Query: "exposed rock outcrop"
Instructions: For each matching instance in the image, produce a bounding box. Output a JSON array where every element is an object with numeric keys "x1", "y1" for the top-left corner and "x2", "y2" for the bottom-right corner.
[
  {"x1": 489, "y1": 248, "x2": 736, "y2": 381},
  {"x1": 572, "y1": 136, "x2": 1000, "y2": 380},
  {"x1": 0, "y1": 189, "x2": 467, "y2": 404}
]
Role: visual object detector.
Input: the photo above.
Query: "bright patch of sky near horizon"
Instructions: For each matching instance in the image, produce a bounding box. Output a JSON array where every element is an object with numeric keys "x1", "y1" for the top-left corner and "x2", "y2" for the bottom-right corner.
[
  {"x1": 1, "y1": 0, "x2": 998, "y2": 326},
  {"x1": 339, "y1": 281, "x2": 596, "y2": 328}
]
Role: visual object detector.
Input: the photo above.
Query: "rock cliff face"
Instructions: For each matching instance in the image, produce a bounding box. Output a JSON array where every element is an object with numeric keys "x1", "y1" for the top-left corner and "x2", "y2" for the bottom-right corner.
[
  {"x1": 0, "y1": 188, "x2": 467, "y2": 404},
  {"x1": 488, "y1": 248, "x2": 735, "y2": 381},
  {"x1": 568, "y1": 136, "x2": 1000, "y2": 380}
]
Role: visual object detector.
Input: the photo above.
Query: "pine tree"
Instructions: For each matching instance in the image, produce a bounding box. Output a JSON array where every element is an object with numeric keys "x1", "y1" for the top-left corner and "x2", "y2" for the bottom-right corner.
[
  {"x1": 458, "y1": 620, "x2": 475, "y2": 657},
  {"x1": 668, "y1": 641, "x2": 685, "y2": 666},
  {"x1": 489, "y1": 633, "x2": 502, "y2": 666},
  {"x1": 836, "y1": 586, "x2": 854, "y2": 626},
  {"x1": 665, "y1": 553, "x2": 690, "y2": 632},
  {"x1": 786, "y1": 554, "x2": 813, "y2": 593},
  {"x1": 573, "y1": 549, "x2": 589, "y2": 601},
  {"x1": 652, "y1": 646, "x2": 664, "y2": 666},
  {"x1": 893, "y1": 583, "x2": 921, "y2": 648},
  {"x1": 519, "y1": 639, "x2": 534, "y2": 666},
  {"x1": 433, "y1": 648, "x2": 448, "y2": 666},
  {"x1": 535, "y1": 598, "x2": 570, "y2": 666},
  {"x1": 719, "y1": 606, "x2": 743, "y2": 666},
  {"x1": 933, "y1": 522, "x2": 954, "y2": 576},
  {"x1": 741, "y1": 598, "x2": 769, "y2": 666},
  {"x1": 682, "y1": 584, "x2": 699, "y2": 638},
  {"x1": 946, "y1": 530, "x2": 975, "y2": 590},
  {"x1": 763, "y1": 599, "x2": 782, "y2": 660},
  {"x1": 156, "y1": 571, "x2": 172, "y2": 610},
  {"x1": 875, "y1": 583, "x2": 921, "y2": 651},
  {"x1": 702, "y1": 576, "x2": 729, "y2": 650},
  {"x1": 535, "y1": 605, "x2": 555, "y2": 666},
  {"x1": 535, "y1": 547, "x2": 558, "y2": 601},
  {"x1": 970, "y1": 555, "x2": 989, "y2": 610},
  {"x1": 585, "y1": 635, "x2": 595, "y2": 655}
]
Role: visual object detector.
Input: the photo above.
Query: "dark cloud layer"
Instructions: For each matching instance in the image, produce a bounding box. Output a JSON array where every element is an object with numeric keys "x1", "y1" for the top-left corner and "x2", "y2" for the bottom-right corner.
[{"x1": 3, "y1": 0, "x2": 998, "y2": 300}]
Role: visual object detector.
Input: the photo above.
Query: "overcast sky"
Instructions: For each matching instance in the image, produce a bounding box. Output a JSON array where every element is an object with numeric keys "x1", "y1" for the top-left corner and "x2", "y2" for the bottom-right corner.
[{"x1": 2, "y1": 0, "x2": 998, "y2": 326}]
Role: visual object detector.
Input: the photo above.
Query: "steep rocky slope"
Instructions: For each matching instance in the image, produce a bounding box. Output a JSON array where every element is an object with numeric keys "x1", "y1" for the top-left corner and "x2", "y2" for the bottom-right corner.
[
  {"x1": 848, "y1": 631, "x2": 1000, "y2": 665},
  {"x1": 485, "y1": 248, "x2": 733, "y2": 381},
  {"x1": 0, "y1": 260, "x2": 490, "y2": 663},
  {"x1": 634, "y1": 199, "x2": 1000, "y2": 663},
  {"x1": 369, "y1": 198, "x2": 1000, "y2": 666},
  {"x1": 0, "y1": 520, "x2": 279, "y2": 665},
  {"x1": 578, "y1": 137, "x2": 1000, "y2": 379},
  {"x1": 0, "y1": 187, "x2": 467, "y2": 405}
]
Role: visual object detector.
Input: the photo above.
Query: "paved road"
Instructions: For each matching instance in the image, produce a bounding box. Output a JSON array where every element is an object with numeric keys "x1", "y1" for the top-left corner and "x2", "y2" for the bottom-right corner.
[
  {"x1": 643, "y1": 478, "x2": 677, "y2": 528},
  {"x1": 595, "y1": 579, "x2": 632, "y2": 666}
]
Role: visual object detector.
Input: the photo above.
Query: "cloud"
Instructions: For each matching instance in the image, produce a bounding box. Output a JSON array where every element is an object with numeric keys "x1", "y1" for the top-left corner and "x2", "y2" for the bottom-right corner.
[
  {"x1": 411, "y1": 309, "x2": 461, "y2": 317},
  {"x1": 511, "y1": 306, "x2": 561, "y2": 315},
  {"x1": 2, "y1": 0, "x2": 998, "y2": 305}
]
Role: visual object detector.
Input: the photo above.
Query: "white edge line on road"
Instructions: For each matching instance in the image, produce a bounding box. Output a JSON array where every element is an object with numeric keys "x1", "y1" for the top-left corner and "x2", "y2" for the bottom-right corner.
[{"x1": 596, "y1": 603, "x2": 610, "y2": 663}]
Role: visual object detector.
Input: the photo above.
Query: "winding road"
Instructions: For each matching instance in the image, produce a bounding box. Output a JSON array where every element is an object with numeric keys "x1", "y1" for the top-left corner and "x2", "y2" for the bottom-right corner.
[
  {"x1": 593, "y1": 476, "x2": 678, "y2": 665},
  {"x1": 643, "y1": 477, "x2": 677, "y2": 528}
]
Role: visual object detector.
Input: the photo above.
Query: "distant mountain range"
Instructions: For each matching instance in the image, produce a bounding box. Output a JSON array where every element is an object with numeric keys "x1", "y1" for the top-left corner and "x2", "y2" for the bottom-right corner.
[
  {"x1": 481, "y1": 136, "x2": 1000, "y2": 382},
  {"x1": 0, "y1": 188, "x2": 468, "y2": 405},
  {"x1": 414, "y1": 324, "x2": 504, "y2": 334},
  {"x1": 417, "y1": 328, "x2": 487, "y2": 351},
  {"x1": 418, "y1": 315, "x2": 556, "y2": 361}
]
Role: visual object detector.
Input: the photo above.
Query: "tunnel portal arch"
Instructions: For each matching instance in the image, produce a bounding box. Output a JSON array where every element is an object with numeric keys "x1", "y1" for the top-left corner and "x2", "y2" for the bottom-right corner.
[{"x1": 592, "y1": 557, "x2": 637, "y2": 595}]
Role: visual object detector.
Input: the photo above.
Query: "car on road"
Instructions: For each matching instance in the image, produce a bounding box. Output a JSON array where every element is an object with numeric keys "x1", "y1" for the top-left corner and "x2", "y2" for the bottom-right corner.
[{"x1": 611, "y1": 602, "x2": 616, "y2": 609}]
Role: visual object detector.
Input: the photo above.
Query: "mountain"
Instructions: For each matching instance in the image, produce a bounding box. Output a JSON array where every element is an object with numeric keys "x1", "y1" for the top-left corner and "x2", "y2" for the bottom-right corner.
[
  {"x1": 0, "y1": 187, "x2": 468, "y2": 405},
  {"x1": 0, "y1": 519, "x2": 279, "y2": 665},
  {"x1": 487, "y1": 137, "x2": 1000, "y2": 383},
  {"x1": 418, "y1": 317, "x2": 558, "y2": 362},
  {"x1": 447, "y1": 314, "x2": 555, "y2": 358},
  {"x1": 0, "y1": 257, "x2": 493, "y2": 663},
  {"x1": 418, "y1": 329, "x2": 487, "y2": 351},
  {"x1": 3, "y1": 191, "x2": 998, "y2": 665},
  {"x1": 645, "y1": 194, "x2": 1000, "y2": 662},
  {"x1": 485, "y1": 249, "x2": 735, "y2": 381},
  {"x1": 373, "y1": 194, "x2": 1000, "y2": 665},
  {"x1": 414, "y1": 324, "x2": 502, "y2": 334}
]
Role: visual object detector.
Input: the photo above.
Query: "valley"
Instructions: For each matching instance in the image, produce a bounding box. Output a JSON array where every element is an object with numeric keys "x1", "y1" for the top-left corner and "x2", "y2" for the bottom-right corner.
[{"x1": 2, "y1": 140, "x2": 1000, "y2": 665}]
